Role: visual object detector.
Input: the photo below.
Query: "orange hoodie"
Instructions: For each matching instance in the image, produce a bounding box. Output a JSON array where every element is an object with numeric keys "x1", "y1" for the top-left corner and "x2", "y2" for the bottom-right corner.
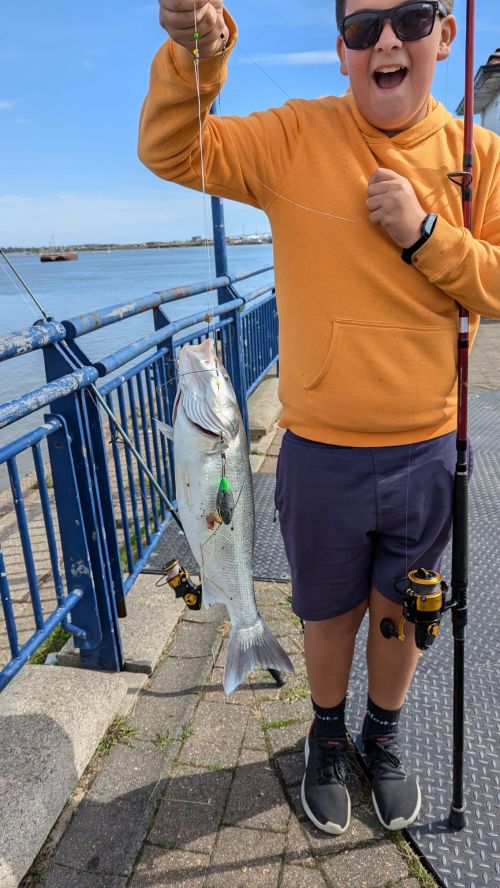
[{"x1": 138, "y1": 13, "x2": 500, "y2": 446}]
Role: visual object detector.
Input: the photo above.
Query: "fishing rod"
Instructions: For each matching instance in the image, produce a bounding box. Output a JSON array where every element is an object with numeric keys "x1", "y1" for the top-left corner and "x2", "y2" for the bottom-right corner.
[
  {"x1": 375, "y1": 2, "x2": 476, "y2": 831},
  {"x1": 446, "y1": 0, "x2": 476, "y2": 832}
]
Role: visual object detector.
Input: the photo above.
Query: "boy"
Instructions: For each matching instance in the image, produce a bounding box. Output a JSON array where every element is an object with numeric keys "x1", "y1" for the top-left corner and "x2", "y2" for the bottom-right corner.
[{"x1": 138, "y1": 0, "x2": 500, "y2": 835}]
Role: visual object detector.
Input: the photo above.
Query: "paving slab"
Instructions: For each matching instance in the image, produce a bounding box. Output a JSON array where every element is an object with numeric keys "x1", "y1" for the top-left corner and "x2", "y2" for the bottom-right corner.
[
  {"x1": 202, "y1": 666, "x2": 254, "y2": 706},
  {"x1": 0, "y1": 665, "x2": 130, "y2": 888},
  {"x1": 222, "y1": 747, "x2": 290, "y2": 831},
  {"x1": 43, "y1": 867, "x2": 128, "y2": 888},
  {"x1": 179, "y1": 699, "x2": 251, "y2": 768},
  {"x1": 261, "y1": 697, "x2": 312, "y2": 726},
  {"x1": 281, "y1": 865, "x2": 328, "y2": 887},
  {"x1": 204, "y1": 826, "x2": 286, "y2": 888},
  {"x1": 301, "y1": 806, "x2": 385, "y2": 854},
  {"x1": 131, "y1": 654, "x2": 215, "y2": 741},
  {"x1": 321, "y1": 841, "x2": 409, "y2": 888},
  {"x1": 54, "y1": 795, "x2": 154, "y2": 877},
  {"x1": 241, "y1": 711, "x2": 267, "y2": 750},
  {"x1": 283, "y1": 814, "x2": 316, "y2": 868},
  {"x1": 86, "y1": 738, "x2": 178, "y2": 806},
  {"x1": 266, "y1": 719, "x2": 309, "y2": 756},
  {"x1": 148, "y1": 765, "x2": 233, "y2": 854},
  {"x1": 128, "y1": 845, "x2": 210, "y2": 888},
  {"x1": 275, "y1": 751, "x2": 305, "y2": 786},
  {"x1": 167, "y1": 619, "x2": 223, "y2": 661}
]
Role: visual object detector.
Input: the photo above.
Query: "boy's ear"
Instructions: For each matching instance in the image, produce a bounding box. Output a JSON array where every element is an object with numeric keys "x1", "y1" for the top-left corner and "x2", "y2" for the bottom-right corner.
[
  {"x1": 337, "y1": 35, "x2": 349, "y2": 76},
  {"x1": 436, "y1": 15, "x2": 457, "y2": 61}
]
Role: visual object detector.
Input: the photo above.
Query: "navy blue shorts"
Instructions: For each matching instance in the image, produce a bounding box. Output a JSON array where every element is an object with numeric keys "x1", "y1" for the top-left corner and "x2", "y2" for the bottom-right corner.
[{"x1": 274, "y1": 430, "x2": 472, "y2": 621}]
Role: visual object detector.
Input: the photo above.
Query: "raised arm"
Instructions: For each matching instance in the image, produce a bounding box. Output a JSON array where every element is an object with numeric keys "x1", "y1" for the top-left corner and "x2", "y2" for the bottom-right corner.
[{"x1": 138, "y1": 2, "x2": 303, "y2": 211}]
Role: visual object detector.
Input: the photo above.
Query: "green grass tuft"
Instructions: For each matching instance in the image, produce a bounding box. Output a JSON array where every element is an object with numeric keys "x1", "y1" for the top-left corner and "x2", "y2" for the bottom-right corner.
[
  {"x1": 28, "y1": 625, "x2": 71, "y2": 665},
  {"x1": 97, "y1": 716, "x2": 137, "y2": 757}
]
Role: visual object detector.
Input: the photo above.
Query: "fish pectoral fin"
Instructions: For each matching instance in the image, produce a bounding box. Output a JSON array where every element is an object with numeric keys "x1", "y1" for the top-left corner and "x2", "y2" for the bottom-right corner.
[
  {"x1": 223, "y1": 619, "x2": 294, "y2": 695},
  {"x1": 200, "y1": 572, "x2": 227, "y2": 609},
  {"x1": 154, "y1": 418, "x2": 174, "y2": 441}
]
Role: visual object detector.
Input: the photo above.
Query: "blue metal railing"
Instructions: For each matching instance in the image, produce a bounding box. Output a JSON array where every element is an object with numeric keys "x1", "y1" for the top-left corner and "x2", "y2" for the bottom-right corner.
[{"x1": 0, "y1": 233, "x2": 277, "y2": 690}]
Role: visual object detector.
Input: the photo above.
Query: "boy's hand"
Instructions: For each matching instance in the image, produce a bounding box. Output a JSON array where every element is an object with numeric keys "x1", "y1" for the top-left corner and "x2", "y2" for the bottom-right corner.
[
  {"x1": 159, "y1": 1, "x2": 229, "y2": 58},
  {"x1": 366, "y1": 169, "x2": 427, "y2": 249}
]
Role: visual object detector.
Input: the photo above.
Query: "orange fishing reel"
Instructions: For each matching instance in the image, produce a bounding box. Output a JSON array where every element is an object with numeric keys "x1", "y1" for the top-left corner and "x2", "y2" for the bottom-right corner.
[
  {"x1": 162, "y1": 558, "x2": 202, "y2": 610},
  {"x1": 380, "y1": 568, "x2": 450, "y2": 651}
]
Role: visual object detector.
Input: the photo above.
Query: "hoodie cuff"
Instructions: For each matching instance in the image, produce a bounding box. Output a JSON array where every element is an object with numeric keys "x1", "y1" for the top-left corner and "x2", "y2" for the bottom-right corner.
[{"x1": 411, "y1": 215, "x2": 468, "y2": 284}]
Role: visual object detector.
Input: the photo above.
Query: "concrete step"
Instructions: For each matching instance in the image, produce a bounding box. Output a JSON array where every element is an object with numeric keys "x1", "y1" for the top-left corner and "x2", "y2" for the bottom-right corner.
[{"x1": 0, "y1": 665, "x2": 146, "y2": 888}]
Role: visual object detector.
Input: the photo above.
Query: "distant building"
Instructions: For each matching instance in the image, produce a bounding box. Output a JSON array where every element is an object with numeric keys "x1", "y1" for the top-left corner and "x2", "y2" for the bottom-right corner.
[{"x1": 457, "y1": 48, "x2": 500, "y2": 135}]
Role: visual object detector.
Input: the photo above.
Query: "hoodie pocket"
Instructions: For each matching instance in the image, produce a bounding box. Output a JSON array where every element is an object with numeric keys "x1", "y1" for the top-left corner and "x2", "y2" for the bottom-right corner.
[{"x1": 304, "y1": 319, "x2": 458, "y2": 435}]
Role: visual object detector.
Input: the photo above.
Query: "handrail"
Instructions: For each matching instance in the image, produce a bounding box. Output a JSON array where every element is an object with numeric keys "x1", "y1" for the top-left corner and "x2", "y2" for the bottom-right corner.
[
  {"x1": 63, "y1": 265, "x2": 273, "y2": 339},
  {"x1": 94, "y1": 283, "x2": 274, "y2": 377},
  {"x1": 94, "y1": 296, "x2": 244, "y2": 377},
  {"x1": 0, "y1": 366, "x2": 99, "y2": 429},
  {"x1": 0, "y1": 265, "x2": 274, "y2": 364},
  {"x1": 0, "y1": 320, "x2": 67, "y2": 363}
]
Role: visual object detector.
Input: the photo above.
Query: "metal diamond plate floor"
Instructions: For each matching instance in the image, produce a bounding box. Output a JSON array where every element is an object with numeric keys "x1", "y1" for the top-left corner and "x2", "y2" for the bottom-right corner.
[
  {"x1": 146, "y1": 390, "x2": 500, "y2": 888},
  {"x1": 145, "y1": 472, "x2": 290, "y2": 581},
  {"x1": 348, "y1": 391, "x2": 500, "y2": 888}
]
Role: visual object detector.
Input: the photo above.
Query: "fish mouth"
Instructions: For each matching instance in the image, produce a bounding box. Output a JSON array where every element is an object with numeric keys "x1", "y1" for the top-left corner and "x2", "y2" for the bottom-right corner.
[{"x1": 192, "y1": 421, "x2": 221, "y2": 439}]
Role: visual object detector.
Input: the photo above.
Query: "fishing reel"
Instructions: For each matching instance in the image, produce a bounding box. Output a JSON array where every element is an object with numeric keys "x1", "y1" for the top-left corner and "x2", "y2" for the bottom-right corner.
[
  {"x1": 380, "y1": 568, "x2": 450, "y2": 651},
  {"x1": 161, "y1": 558, "x2": 202, "y2": 611}
]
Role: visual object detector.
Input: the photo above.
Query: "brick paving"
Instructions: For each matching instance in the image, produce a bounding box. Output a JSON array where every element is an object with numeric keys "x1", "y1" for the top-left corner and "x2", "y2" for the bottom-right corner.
[
  {"x1": 17, "y1": 321, "x2": 500, "y2": 887},
  {"x1": 30, "y1": 580, "x2": 436, "y2": 888}
]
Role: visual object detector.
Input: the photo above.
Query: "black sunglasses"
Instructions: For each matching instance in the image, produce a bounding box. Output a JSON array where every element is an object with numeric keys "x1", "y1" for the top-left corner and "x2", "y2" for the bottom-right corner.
[{"x1": 341, "y1": 1, "x2": 448, "y2": 50}]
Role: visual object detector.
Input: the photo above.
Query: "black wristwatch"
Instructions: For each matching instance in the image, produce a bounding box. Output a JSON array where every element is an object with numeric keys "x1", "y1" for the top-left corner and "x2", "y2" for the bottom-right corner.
[{"x1": 401, "y1": 213, "x2": 438, "y2": 265}]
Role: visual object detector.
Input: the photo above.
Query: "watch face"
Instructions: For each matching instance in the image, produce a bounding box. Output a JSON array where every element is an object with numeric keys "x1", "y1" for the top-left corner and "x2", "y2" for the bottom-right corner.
[{"x1": 422, "y1": 214, "x2": 437, "y2": 238}]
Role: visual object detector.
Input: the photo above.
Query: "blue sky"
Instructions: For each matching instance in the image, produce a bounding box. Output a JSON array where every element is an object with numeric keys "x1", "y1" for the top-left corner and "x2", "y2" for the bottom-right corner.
[{"x1": 1, "y1": 0, "x2": 497, "y2": 247}]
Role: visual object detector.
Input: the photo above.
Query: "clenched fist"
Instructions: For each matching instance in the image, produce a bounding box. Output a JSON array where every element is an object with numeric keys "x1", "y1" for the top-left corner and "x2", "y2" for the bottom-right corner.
[
  {"x1": 159, "y1": 0, "x2": 229, "y2": 58},
  {"x1": 366, "y1": 168, "x2": 427, "y2": 249}
]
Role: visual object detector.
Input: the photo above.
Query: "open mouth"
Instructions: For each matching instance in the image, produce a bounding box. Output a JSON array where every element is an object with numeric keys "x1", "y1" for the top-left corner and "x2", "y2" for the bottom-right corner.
[{"x1": 373, "y1": 66, "x2": 408, "y2": 90}]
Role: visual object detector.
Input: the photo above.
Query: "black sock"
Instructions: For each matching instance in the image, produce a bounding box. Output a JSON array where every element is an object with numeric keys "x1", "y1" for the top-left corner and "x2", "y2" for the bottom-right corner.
[
  {"x1": 362, "y1": 695, "x2": 402, "y2": 741},
  {"x1": 311, "y1": 696, "x2": 347, "y2": 740}
]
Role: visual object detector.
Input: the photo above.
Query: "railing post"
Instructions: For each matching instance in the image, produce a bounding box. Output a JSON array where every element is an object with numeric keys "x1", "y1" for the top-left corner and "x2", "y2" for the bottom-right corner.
[
  {"x1": 211, "y1": 192, "x2": 250, "y2": 437},
  {"x1": 43, "y1": 342, "x2": 124, "y2": 672}
]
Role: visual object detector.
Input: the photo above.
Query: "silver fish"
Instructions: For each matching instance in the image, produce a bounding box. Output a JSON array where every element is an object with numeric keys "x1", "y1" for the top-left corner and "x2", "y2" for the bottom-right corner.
[{"x1": 157, "y1": 338, "x2": 294, "y2": 694}]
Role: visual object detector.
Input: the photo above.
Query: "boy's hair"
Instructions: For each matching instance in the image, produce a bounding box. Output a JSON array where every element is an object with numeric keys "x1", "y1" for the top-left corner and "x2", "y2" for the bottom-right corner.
[{"x1": 336, "y1": 1, "x2": 455, "y2": 30}]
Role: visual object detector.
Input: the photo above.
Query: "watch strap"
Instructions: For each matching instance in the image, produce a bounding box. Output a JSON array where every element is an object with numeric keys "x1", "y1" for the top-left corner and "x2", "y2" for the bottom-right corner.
[{"x1": 401, "y1": 213, "x2": 438, "y2": 265}]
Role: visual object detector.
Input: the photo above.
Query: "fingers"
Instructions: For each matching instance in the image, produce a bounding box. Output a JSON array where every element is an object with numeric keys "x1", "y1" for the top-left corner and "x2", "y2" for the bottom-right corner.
[
  {"x1": 159, "y1": 0, "x2": 226, "y2": 54},
  {"x1": 369, "y1": 167, "x2": 399, "y2": 185}
]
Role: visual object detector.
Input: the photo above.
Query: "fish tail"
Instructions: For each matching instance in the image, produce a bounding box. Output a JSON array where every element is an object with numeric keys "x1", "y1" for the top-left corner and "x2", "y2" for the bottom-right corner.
[{"x1": 223, "y1": 618, "x2": 294, "y2": 695}]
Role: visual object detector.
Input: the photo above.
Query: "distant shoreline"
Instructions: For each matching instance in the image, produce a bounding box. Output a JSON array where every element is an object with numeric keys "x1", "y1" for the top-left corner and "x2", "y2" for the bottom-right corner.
[{"x1": 1, "y1": 236, "x2": 272, "y2": 254}]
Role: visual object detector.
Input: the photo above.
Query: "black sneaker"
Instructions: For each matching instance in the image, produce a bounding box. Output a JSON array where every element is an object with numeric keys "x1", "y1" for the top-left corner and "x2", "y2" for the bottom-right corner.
[
  {"x1": 301, "y1": 726, "x2": 351, "y2": 834},
  {"x1": 363, "y1": 734, "x2": 421, "y2": 830}
]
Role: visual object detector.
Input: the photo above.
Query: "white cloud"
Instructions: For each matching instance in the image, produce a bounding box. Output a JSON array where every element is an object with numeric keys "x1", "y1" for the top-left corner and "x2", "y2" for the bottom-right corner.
[
  {"x1": 0, "y1": 100, "x2": 17, "y2": 111},
  {"x1": 237, "y1": 50, "x2": 340, "y2": 68}
]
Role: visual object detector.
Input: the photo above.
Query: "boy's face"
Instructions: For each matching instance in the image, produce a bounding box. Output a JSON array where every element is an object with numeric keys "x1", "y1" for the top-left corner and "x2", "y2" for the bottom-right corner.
[{"x1": 336, "y1": 0, "x2": 457, "y2": 134}]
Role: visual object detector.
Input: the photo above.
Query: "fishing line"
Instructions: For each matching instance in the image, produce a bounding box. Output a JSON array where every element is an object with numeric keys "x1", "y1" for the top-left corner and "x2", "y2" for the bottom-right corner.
[
  {"x1": 0, "y1": 249, "x2": 49, "y2": 320},
  {"x1": 0, "y1": 253, "x2": 45, "y2": 323},
  {"x1": 192, "y1": 2, "x2": 219, "y2": 340}
]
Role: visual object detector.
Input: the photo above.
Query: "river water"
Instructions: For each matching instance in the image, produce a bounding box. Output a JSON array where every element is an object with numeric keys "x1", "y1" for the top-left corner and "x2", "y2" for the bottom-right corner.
[{"x1": 0, "y1": 244, "x2": 274, "y2": 486}]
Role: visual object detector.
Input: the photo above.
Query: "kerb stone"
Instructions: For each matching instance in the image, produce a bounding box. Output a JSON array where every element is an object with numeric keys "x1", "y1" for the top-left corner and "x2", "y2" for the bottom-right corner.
[{"x1": 0, "y1": 665, "x2": 130, "y2": 888}]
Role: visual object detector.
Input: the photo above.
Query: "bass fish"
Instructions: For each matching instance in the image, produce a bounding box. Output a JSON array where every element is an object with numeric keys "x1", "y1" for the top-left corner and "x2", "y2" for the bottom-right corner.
[{"x1": 157, "y1": 338, "x2": 294, "y2": 694}]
